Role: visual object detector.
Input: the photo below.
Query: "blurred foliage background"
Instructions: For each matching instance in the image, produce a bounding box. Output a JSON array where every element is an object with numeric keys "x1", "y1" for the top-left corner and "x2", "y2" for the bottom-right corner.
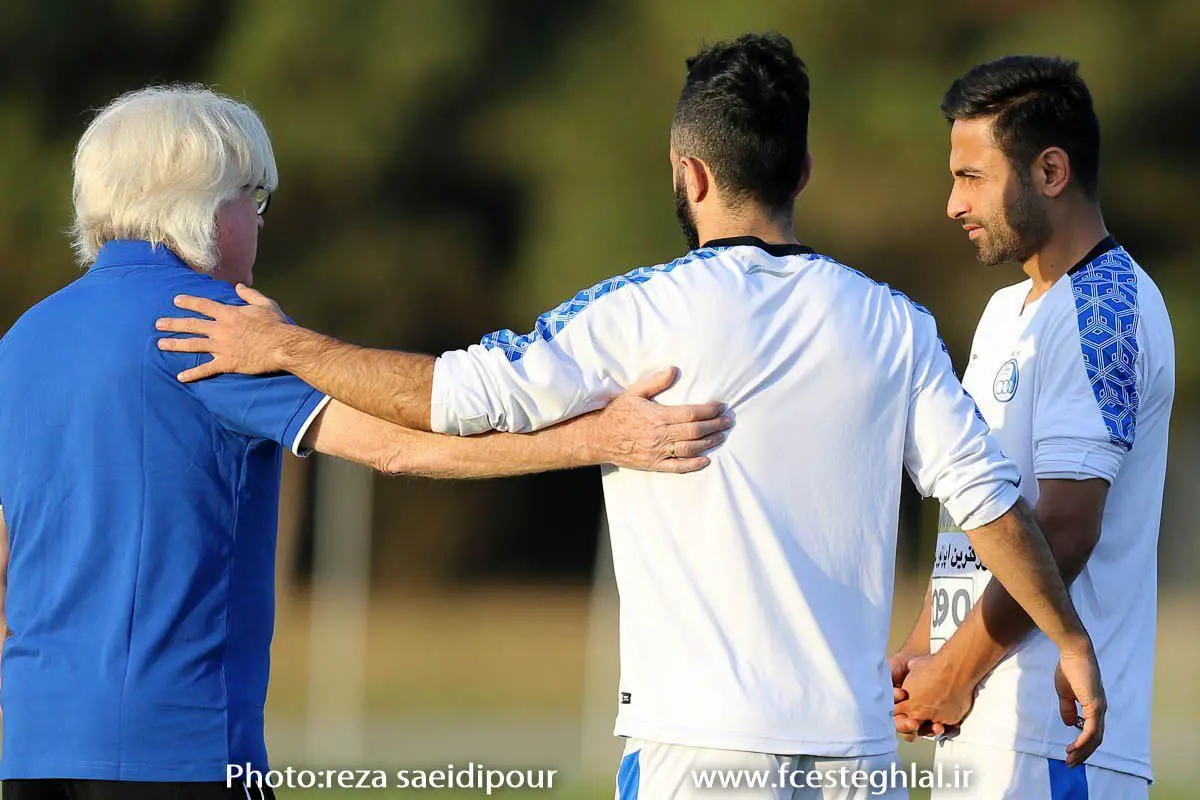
[{"x1": 0, "y1": 0, "x2": 1196, "y2": 794}]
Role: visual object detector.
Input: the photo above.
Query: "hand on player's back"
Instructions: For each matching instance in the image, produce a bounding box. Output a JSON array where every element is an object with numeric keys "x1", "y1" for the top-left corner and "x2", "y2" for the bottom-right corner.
[
  {"x1": 156, "y1": 283, "x2": 291, "y2": 381},
  {"x1": 594, "y1": 367, "x2": 731, "y2": 474}
]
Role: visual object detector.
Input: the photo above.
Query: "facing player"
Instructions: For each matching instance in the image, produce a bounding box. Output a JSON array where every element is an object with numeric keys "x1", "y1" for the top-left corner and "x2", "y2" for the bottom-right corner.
[{"x1": 891, "y1": 56, "x2": 1175, "y2": 799}]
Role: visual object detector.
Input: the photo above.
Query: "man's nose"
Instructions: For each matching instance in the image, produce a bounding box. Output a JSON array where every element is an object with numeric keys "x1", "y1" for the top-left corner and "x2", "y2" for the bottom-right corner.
[{"x1": 947, "y1": 186, "x2": 969, "y2": 220}]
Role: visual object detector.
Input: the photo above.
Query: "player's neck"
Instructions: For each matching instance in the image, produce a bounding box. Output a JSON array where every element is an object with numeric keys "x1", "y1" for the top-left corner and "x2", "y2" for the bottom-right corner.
[
  {"x1": 698, "y1": 211, "x2": 800, "y2": 248},
  {"x1": 1020, "y1": 204, "x2": 1108, "y2": 304}
]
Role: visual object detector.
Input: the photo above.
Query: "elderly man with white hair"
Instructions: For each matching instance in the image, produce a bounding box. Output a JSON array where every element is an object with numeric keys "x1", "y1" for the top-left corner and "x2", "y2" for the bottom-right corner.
[{"x1": 0, "y1": 85, "x2": 729, "y2": 800}]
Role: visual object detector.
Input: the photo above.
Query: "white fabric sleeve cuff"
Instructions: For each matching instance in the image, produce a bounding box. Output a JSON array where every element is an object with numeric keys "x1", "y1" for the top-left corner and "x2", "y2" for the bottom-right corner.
[
  {"x1": 291, "y1": 394, "x2": 332, "y2": 457},
  {"x1": 1034, "y1": 438, "x2": 1124, "y2": 484},
  {"x1": 431, "y1": 352, "x2": 501, "y2": 436},
  {"x1": 945, "y1": 478, "x2": 1022, "y2": 532}
]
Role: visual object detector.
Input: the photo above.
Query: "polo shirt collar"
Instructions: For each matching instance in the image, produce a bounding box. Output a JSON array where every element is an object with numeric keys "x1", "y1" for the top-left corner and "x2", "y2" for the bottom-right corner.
[{"x1": 90, "y1": 239, "x2": 192, "y2": 272}]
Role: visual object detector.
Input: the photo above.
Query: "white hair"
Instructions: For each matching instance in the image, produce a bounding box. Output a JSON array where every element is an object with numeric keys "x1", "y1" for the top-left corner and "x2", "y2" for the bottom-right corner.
[{"x1": 71, "y1": 84, "x2": 278, "y2": 270}]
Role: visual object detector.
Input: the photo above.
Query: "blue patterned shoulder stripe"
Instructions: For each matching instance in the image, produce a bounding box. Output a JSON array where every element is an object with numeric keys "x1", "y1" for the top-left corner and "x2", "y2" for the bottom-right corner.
[
  {"x1": 1069, "y1": 247, "x2": 1140, "y2": 450},
  {"x1": 480, "y1": 249, "x2": 722, "y2": 363}
]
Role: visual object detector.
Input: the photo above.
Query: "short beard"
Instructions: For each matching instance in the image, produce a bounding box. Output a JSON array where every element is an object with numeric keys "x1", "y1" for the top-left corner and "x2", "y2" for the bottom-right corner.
[
  {"x1": 975, "y1": 168, "x2": 1052, "y2": 266},
  {"x1": 674, "y1": 167, "x2": 701, "y2": 252}
]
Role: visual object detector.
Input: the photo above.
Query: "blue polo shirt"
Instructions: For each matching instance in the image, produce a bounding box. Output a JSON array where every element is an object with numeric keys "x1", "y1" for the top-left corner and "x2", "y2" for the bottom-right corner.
[{"x1": 0, "y1": 240, "x2": 327, "y2": 781}]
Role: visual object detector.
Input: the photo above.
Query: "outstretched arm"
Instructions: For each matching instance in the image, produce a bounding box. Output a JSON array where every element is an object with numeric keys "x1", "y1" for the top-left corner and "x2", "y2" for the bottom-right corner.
[
  {"x1": 303, "y1": 368, "x2": 730, "y2": 478},
  {"x1": 158, "y1": 285, "x2": 435, "y2": 430},
  {"x1": 159, "y1": 275, "x2": 708, "y2": 441},
  {"x1": 154, "y1": 285, "x2": 735, "y2": 474}
]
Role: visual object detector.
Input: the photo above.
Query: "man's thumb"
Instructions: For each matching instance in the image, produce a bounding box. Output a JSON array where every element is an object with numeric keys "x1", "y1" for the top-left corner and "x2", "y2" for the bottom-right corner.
[
  {"x1": 1055, "y1": 665, "x2": 1080, "y2": 727},
  {"x1": 1058, "y1": 692, "x2": 1079, "y2": 727}
]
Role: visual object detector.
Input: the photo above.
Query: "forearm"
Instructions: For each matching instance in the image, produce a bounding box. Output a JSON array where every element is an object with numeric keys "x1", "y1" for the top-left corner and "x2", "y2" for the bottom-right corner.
[
  {"x1": 939, "y1": 515, "x2": 1095, "y2": 685},
  {"x1": 275, "y1": 325, "x2": 435, "y2": 431},
  {"x1": 963, "y1": 498, "x2": 1089, "y2": 654},
  {"x1": 389, "y1": 413, "x2": 604, "y2": 479},
  {"x1": 899, "y1": 581, "x2": 933, "y2": 657},
  {"x1": 311, "y1": 377, "x2": 727, "y2": 480},
  {"x1": 309, "y1": 398, "x2": 604, "y2": 479}
]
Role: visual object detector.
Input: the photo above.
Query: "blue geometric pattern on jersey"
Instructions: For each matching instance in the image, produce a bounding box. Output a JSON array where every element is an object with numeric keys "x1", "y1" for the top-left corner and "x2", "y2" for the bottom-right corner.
[
  {"x1": 481, "y1": 248, "x2": 722, "y2": 362},
  {"x1": 1069, "y1": 247, "x2": 1140, "y2": 450}
]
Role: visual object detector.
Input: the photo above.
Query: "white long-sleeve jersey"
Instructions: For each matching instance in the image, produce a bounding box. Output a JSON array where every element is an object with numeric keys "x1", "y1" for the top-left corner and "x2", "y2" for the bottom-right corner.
[
  {"x1": 930, "y1": 239, "x2": 1174, "y2": 780},
  {"x1": 432, "y1": 237, "x2": 1021, "y2": 756}
]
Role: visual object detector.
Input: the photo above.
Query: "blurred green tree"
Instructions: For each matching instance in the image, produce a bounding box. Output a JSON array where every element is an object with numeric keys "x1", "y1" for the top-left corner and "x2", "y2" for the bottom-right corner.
[{"x1": 0, "y1": 0, "x2": 1195, "y2": 583}]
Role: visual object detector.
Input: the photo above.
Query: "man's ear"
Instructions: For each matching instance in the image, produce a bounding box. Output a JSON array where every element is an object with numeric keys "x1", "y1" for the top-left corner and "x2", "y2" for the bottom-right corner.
[
  {"x1": 1037, "y1": 147, "x2": 1071, "y2": 199},
  {"x1": 680, "y1": 156, "x2": 711, "y2": 204}
]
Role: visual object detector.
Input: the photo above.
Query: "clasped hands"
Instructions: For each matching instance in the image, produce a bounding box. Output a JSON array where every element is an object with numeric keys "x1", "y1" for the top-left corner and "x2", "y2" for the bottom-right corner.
[{"x1": 889, "y1": 651, "x2": 976, "y2": 742}]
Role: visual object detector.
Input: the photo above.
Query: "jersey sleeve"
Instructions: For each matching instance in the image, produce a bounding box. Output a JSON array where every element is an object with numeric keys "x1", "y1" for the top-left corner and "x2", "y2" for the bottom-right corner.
[
  {"x1": 157, "y1": 284, "x2": 329, "y2": 455},
  {"x1": 431, "y1": 278, "x2": 645, "y2": 435},
  {"x1": 903, "y1": 308, "x2": 1021, "y2": 530},
  {"x1": 1031, "y1": 300, "x2": 1132, "y2": 484}
]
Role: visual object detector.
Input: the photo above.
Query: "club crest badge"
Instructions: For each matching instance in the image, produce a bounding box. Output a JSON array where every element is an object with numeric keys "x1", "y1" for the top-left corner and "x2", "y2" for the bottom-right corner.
[{"x1": 993, "y1": 358, "x2": 1019, "y2": 402}]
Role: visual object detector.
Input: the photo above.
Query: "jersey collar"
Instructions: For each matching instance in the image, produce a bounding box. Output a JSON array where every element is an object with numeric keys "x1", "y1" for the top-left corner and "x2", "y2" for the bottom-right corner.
[
  {"x1": 1066, "y1": 234, "x2": 1119, "y2": 276},
  {"x1": 89, "y1": 239, "x2": 193, "y2": 272},
  {"x1": 701, "y1": 236, "x2": 815, "y2": 258}
]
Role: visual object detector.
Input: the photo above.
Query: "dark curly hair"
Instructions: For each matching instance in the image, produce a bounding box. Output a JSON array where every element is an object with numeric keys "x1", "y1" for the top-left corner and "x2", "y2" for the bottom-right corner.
[{"x1": 671, "y1": 32, "x2": 810, "y2": 211}]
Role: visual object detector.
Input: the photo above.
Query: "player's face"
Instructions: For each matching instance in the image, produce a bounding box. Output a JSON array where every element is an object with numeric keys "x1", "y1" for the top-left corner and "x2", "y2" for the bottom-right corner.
[
  {"x1": 947, "y1": 118, "x2": 1050, "y2": 266},
  {"x1": 671, "y1": 150, "x2": 701, "y2": 251},
  {"x1": 212, "y1": 186, "x2": 264, "y2": 286}
]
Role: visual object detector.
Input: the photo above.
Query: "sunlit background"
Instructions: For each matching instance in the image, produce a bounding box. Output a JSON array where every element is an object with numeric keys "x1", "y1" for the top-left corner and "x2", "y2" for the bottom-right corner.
[{"x1": 0, "y1": 0, "x2": 1196, "y2": 796}]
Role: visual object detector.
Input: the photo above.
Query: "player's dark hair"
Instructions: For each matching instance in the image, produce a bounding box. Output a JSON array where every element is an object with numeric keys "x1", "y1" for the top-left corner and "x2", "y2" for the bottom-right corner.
[
  {"x1": 942, "y1": 56, "x2": 1100, "y2": 198},
  {"x1": 671, "y1": 32, "x2": 810, "y2": 211}
]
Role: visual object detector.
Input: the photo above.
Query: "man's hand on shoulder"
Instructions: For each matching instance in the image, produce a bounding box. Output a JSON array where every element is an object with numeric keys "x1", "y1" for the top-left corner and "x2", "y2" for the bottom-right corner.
[
  {"x1": 589, "y1": 367, "x2": 731, "y2": 474},
  {"x1": 156, "y1": 283, "x2": 293, "y2": 381}
]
